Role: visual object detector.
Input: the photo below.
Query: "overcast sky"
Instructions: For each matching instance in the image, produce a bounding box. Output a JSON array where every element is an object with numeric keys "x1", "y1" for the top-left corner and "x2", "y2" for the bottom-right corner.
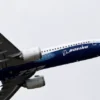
[{"x1": 0, "y1": 0, "x2": 100, "y2": 100}]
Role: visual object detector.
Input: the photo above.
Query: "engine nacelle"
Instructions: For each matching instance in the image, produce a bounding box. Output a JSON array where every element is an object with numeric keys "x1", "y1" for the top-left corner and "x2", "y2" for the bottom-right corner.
[
  {"x1": 23, "y1": 76, "x2": 45, "y2": 89},
  {"x1": 21, "y1": 47, "x2": 42, "y2": 62}
]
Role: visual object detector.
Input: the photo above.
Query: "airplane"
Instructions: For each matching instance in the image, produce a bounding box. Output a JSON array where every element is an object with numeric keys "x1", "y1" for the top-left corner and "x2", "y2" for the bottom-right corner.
[{"x1": 0, "y1": 33, "x2": 99, "y2": 100}]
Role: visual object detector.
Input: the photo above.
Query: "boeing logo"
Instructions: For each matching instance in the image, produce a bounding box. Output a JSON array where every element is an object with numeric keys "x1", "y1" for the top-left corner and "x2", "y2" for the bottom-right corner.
[{"x1": 63, "y1": 46, "x2": 89, "y2": 56}]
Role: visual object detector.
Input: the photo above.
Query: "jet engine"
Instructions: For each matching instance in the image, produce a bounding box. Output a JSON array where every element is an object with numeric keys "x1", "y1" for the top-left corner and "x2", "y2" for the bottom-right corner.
[
  {"x1": 23, "y1": 76, "x2": 45, "y2": 89},
  {"x1": 21, "y1": 47, "x2": 42, "y2": 62}
]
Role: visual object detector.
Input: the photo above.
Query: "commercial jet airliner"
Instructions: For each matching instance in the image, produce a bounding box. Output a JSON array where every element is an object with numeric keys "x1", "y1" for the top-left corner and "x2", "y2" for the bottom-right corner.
[{"x1": 0, "y1": 33, "x2": 99, "y2": 100}]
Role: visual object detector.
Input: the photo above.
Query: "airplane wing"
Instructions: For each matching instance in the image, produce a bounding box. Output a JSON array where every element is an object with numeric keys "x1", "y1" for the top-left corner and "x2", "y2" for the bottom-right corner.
[
  {"x1": 0, "y1": 81, "x2": 20, "y2": 100},
  {"x1": 0, "y1": 33, "x2": 23, "y2": 67},
  {"x1": 0, "y1": 33, "x2": 36, "y2": 100},
  {"x1": 0, "y1": 67, "x2": 37, "y2": 100}
]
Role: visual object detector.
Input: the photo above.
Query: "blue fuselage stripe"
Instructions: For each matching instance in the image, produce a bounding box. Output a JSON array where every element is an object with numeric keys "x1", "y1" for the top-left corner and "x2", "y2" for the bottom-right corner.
[{"x1": 0, "y1": 43, "x2": 100, "y2": 80}]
